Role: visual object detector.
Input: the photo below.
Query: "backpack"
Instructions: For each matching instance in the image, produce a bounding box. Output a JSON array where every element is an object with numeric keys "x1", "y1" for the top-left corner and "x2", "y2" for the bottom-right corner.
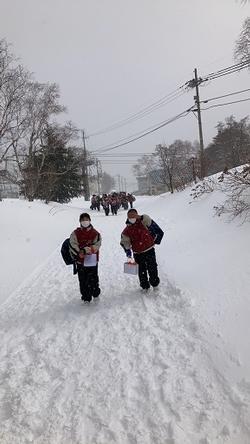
[
  {"x1": 148, "y1": 220, "x2": 164, "y2": 245},
  {"x1": 61, "y1": 238, "x2": 76, "y2": 265}
]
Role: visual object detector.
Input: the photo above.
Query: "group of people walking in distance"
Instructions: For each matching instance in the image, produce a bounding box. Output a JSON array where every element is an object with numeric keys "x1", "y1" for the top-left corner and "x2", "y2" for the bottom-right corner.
[
  {"x1": 68, "y1": 207, "x2": 164, "y2": 303},
  {"x1": 90, "y1": 192, "x2": 136, "y2": 216}
]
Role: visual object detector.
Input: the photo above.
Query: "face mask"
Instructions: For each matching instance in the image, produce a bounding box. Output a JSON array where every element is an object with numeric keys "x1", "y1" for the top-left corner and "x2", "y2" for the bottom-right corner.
[
  {"x1": 81, "y1": 221, "x2": 90, "y2": 228},
  {"x1": 128, "y1": 218, "x2": 137, "y2": 224}
]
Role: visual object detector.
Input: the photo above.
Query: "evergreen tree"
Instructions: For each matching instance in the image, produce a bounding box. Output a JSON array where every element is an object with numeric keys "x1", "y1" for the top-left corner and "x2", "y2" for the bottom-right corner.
[{"x1": 34, "y1": 125, "x2": 83, "y2": 203}]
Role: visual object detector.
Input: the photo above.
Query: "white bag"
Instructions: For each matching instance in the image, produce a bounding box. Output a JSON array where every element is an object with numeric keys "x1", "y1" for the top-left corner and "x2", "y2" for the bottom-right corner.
[
  {"x1": 84, "y1": 254, "x2": 97, "y2": 267},
  {"x1": 124, "y1": 261, "x2": 138, "y2": 275}
]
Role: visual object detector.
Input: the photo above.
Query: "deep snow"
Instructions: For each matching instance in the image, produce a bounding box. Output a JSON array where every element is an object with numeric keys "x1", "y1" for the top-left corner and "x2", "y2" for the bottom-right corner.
[{"x1": 0, "y1": 189, "x2": 249, "y2": 443}]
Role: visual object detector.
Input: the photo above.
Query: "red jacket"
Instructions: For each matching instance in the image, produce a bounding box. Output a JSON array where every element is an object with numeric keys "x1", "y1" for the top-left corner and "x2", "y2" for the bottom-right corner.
[
  {"x1": 73, "y1": 226, "x2": 100, "y2": 262},
  {"x1": 74, "y1": 227, "x2": 99, "y2": 248},
  {"x1": 122, "y1": 220, "x2": 155, "y2": 253}
]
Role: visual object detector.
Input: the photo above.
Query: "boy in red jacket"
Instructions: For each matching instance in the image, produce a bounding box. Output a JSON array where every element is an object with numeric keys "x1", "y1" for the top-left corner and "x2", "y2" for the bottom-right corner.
[
  {"x1": 69, "y1": 213, "x2": 101, "y2": 302},
  {"x1": 120, "y1": 209, "x2": 164, "y2": 290}
]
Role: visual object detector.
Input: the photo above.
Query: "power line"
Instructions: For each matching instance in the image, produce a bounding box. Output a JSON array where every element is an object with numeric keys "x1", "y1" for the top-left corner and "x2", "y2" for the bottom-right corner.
[
  {"x1": 88, "y1": 85, "x2": 189, "y2": 137},
  {"x1": 200, "y1": 87, "x2": 250, "y2": 104},
  {"x1": 91, "y1": 109, "x2": 190, "y2": 152},
  {"x1": 91, "y1": 107, "x2": 194, "y2": 154},
  {"x1": 100, "y1": 161, "x2": 138, "y2": 164},
  {"x1": 87, "y1": 60, "x2": 250, "y2": 164},
  {"x1": 205, "y1": 59, "x2": 250, "y2": 76},
  {"x1": 203, "y1": 59, "x2": 250, "y2": 82},
  {"x1": 96, "y1": 153, "x2": 154, "y2": 157},
  {"x1": 201, "y1": 97, "x2": 250, "y2": 110},
  {"x1": 186, "y1": 59, "x2": 250, "y2": 90}
]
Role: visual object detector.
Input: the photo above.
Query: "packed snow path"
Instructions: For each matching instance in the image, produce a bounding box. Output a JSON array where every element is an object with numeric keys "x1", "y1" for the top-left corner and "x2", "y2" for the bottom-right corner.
[{"x1": 0, "y1": 205, "x2": 249, "y2": 443}]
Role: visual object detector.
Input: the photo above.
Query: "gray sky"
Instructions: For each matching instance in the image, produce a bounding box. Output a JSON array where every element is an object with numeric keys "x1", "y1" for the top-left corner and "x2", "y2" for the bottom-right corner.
[{"x1": 1, "y1": 0, "x2": 250, "y2": 190}]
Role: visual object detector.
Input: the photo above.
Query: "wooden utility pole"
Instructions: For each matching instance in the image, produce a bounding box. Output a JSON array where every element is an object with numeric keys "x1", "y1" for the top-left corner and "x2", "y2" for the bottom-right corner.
[
  {"x1": 194, "y1": 68, "x2": 205, "y2": 178},
  {"x1": 121, "y1": 176, "x2": 124, "y2": 191},
  {"x1": 118, "y1": 174, "x2": 121, "y2": 191},
  {"x1": 82, "y1": 130, "x2": 90, "y2": 201},
  {"x1": 96, "y1": 159, "x2": 102, "y2": 195}
]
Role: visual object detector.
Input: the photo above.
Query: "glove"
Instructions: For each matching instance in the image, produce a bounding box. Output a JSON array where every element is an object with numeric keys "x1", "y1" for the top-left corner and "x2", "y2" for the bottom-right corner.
[{"x1": 126, "y1": 249, "x2": 132, "y2": 259}]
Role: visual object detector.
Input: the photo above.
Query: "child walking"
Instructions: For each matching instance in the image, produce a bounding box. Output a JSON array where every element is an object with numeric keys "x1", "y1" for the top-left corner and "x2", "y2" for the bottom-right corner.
[
  {"x1": 69, "y1": 213, "x2": 101, "y2": 302},
  {"x1": 120, "y1": 209, "x2": 164, "y2": 291}
]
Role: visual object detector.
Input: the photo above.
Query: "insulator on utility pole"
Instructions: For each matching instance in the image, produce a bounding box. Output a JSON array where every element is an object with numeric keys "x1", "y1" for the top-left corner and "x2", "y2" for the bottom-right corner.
[{"x1": 194, "y1": 68, "x2": 206, "y2": 179}]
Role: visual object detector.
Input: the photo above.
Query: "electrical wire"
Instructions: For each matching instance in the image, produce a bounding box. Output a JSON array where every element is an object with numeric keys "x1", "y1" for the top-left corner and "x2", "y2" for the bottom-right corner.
[
  {"x1": 205, "y1": 59, "x2": 250, "y2": 77},
  {"x1": 203, "y1": 59, "x2": 250, "y2": 82},
  {"x1": 91, "y1": 107, "x2": 194, "y2": 154},
  {"x1": 201, "y1": 97, "x2": 250, "y2": 110},
  {"x1": 200, "y1": 88, "x2": 250, "y2": 104},
  {"x1": 91, "y1": 110, "x2": 188, "y2": 151},
  {"x1": 186, "y1": 60, "x2": 250, "y2": 90},
  {"x1": 87, "y1": 60, "x2": 250, "y2": 162},
  {"x1": 87, "y1": 85, "x2": 189, "y2": 137},
  {"x1": 96, "y1": 153, "x2": 154, "y2": 157}
]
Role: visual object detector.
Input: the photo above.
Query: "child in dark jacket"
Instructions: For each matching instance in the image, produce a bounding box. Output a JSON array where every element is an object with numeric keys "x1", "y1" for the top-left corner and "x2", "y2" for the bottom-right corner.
[
  {"x1": 69, "y1": 213, "x2": 101, "y2": 302},
  {"x1": 120, "y1": 209, "x2": 164, "y2": 290}
]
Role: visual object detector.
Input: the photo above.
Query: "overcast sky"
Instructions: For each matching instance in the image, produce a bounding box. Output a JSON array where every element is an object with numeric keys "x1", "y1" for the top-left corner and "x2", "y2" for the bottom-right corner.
[{"x1": 1, "y1": 0, "x2": 250, "y2": 190}]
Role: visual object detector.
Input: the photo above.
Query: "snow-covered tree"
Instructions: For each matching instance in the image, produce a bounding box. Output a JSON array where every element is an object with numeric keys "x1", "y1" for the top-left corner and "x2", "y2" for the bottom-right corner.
[
  {"x1": 28, "y1": 124, "x2": 82, "y2": 203},
  {"x1": 205, "y1": 116, "x2": 250, "y2": 175},
  {"x1": 234, "y1": 17, "x2": 250, "y2": 63}
]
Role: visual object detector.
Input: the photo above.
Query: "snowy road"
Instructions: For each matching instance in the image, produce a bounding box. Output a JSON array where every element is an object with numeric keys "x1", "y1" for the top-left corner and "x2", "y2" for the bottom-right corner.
[{"x1": 0, "y1": 202, "x2": 250, "y2": 443}]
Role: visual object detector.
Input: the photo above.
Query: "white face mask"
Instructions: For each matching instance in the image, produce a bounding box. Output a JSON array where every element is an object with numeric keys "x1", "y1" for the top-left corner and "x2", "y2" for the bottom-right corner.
[
  {"x1": 128, "y1": 218, "x2": 137, "y2": 224},
  {"x1": 81, "y1": 221, "x2": 90, "y2": 228}
]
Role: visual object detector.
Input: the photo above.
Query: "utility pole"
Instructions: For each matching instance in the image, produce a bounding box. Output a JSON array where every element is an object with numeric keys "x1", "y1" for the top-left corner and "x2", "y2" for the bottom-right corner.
[
  {"x1": 96, "y1": 159, "x2": 102, "y2": 195},
  {"x1": 121, "y1": 176, "x2": 124, "y2": 191},
  {"x1": 118, "y1": 174, "x2": 121, "y2": 192},
  {"x1": 82, "y1": 130, "x2": 90, "y2": 201},
  {"x1": 194, "y1": 68, "x2": 205, "y2": 178}
]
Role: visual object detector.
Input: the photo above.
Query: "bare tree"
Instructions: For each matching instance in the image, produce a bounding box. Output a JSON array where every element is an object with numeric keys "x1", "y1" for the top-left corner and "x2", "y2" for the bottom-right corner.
[
  {"x1": 0, "y1": 39, "x2": 31, "y2": 165},
  {"x1": 13, "y1": 81, "x2": 66, "y2": 200},
  {"x1": 155, "y1": 140, "x2": 198, "y2": 193},
  {"x1": 234, "y1": 17, "x2": 250, "y2": 63},
  {"x1": 132, "y1": 154, "x2": 157, "y2": 177},
  {"x1": 239, "y1": 0, "x2": 250, "y2": 5},
  {"x1": 101, "y1": 171, "x2": 115, "y2": 194},
  {"x1": 214, "y1": 165, "x2": 250, "y2": 221},
  {"x1": 155, "y1": 144, "x2": 175, "y2": 193}
]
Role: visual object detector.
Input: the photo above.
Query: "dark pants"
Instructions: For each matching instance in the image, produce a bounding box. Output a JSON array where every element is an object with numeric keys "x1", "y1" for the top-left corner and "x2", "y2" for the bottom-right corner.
[
  {"x1": 77, "y1": 264, "x2": 100, "y2": 301},
  {"x1": 134, "y1": 248, "x2": 160, "y2": 289},
  {"x1": 111, "y1": 205, "x2": 118, "y2": 215}
]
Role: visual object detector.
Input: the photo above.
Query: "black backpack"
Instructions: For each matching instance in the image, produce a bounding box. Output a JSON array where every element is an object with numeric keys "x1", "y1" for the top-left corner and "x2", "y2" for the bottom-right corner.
[
  {"x1": 148, "y1": 220, "x2": 164, "y2": 245},
  {"x1": 61, "y1": 238, "x2": 76, "y2": 265}
]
